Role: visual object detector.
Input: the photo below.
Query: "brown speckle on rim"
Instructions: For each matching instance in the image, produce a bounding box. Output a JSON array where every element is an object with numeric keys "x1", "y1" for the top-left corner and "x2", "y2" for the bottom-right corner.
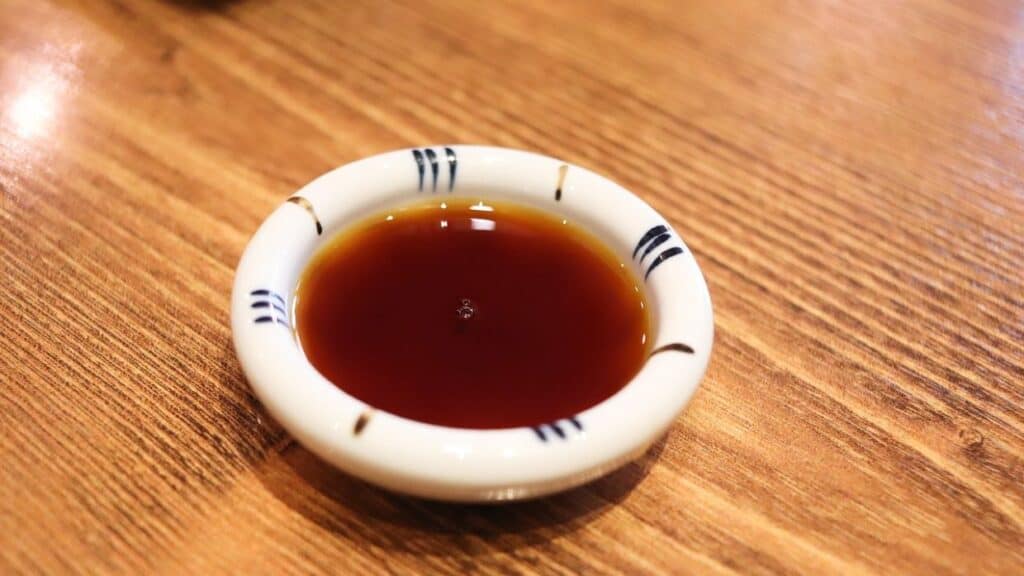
[
  {"x1": 650, "y1": 342, "x2": 695, "y2": 356},
  {"x1": 555, "y1": 164, "x2": 569, "y2": 201},
  {"x1": 353, "y1": 410, "x2": 374, "y2": 436},
  {"x1": 287, "y1": 196, "x2": 323, "y2": 235}
]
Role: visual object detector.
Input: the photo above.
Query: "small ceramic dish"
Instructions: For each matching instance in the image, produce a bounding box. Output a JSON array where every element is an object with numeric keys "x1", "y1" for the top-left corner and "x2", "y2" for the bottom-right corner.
[{"x1": 232, "y1": 145, "x2": 713, "y2": 502}]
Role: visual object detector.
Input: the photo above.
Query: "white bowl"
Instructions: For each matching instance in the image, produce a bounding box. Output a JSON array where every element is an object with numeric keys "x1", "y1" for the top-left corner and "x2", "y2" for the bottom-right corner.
[{"x1": 231, "y1": 145, "x2": 713, "y2": 502}]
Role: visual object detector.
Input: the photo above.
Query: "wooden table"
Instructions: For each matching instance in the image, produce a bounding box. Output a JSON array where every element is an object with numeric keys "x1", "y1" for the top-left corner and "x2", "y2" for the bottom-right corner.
[{"x1": 2, "y1": 1, "x2": 1022, "y2": 573}]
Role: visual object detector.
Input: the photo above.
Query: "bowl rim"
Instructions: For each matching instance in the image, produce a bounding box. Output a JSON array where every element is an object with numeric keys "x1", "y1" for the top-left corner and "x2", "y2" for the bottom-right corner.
[{"x1": 231, "y1": 145, "x2": 713, "y2": 501}]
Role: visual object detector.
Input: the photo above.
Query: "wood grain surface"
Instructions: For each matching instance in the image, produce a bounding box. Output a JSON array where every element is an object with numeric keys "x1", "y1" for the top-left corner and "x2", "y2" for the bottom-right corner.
[{"x1": 2, "y1": 0, "x2": 1023, "y2": 574}]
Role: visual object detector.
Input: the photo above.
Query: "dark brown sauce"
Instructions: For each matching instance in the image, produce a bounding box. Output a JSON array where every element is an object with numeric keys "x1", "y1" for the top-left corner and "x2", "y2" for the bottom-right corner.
[{"x1": 295, "y1": 199, "x2": 649, "y2": 429}]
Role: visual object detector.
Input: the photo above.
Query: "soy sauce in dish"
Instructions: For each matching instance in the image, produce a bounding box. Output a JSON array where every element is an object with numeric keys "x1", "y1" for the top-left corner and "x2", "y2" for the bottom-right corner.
[{"x1": 295, "y1": 199, "x2": 649, "y2": 429}]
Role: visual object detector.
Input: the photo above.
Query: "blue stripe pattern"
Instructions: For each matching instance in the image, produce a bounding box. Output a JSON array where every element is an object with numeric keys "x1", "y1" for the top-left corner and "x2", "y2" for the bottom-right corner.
[
  {"x1": 633, "y1": 224, "x2": 684, "y2": 281},
  {"x1": 411, "y1": 147, "x2": 457, "y2": 193},
  {"x1": 250, "y1": 289, "x2": 290, "y2": 328},
  {"x1": 532, "y1": 417, "x2": 584, "y2": 442}
]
